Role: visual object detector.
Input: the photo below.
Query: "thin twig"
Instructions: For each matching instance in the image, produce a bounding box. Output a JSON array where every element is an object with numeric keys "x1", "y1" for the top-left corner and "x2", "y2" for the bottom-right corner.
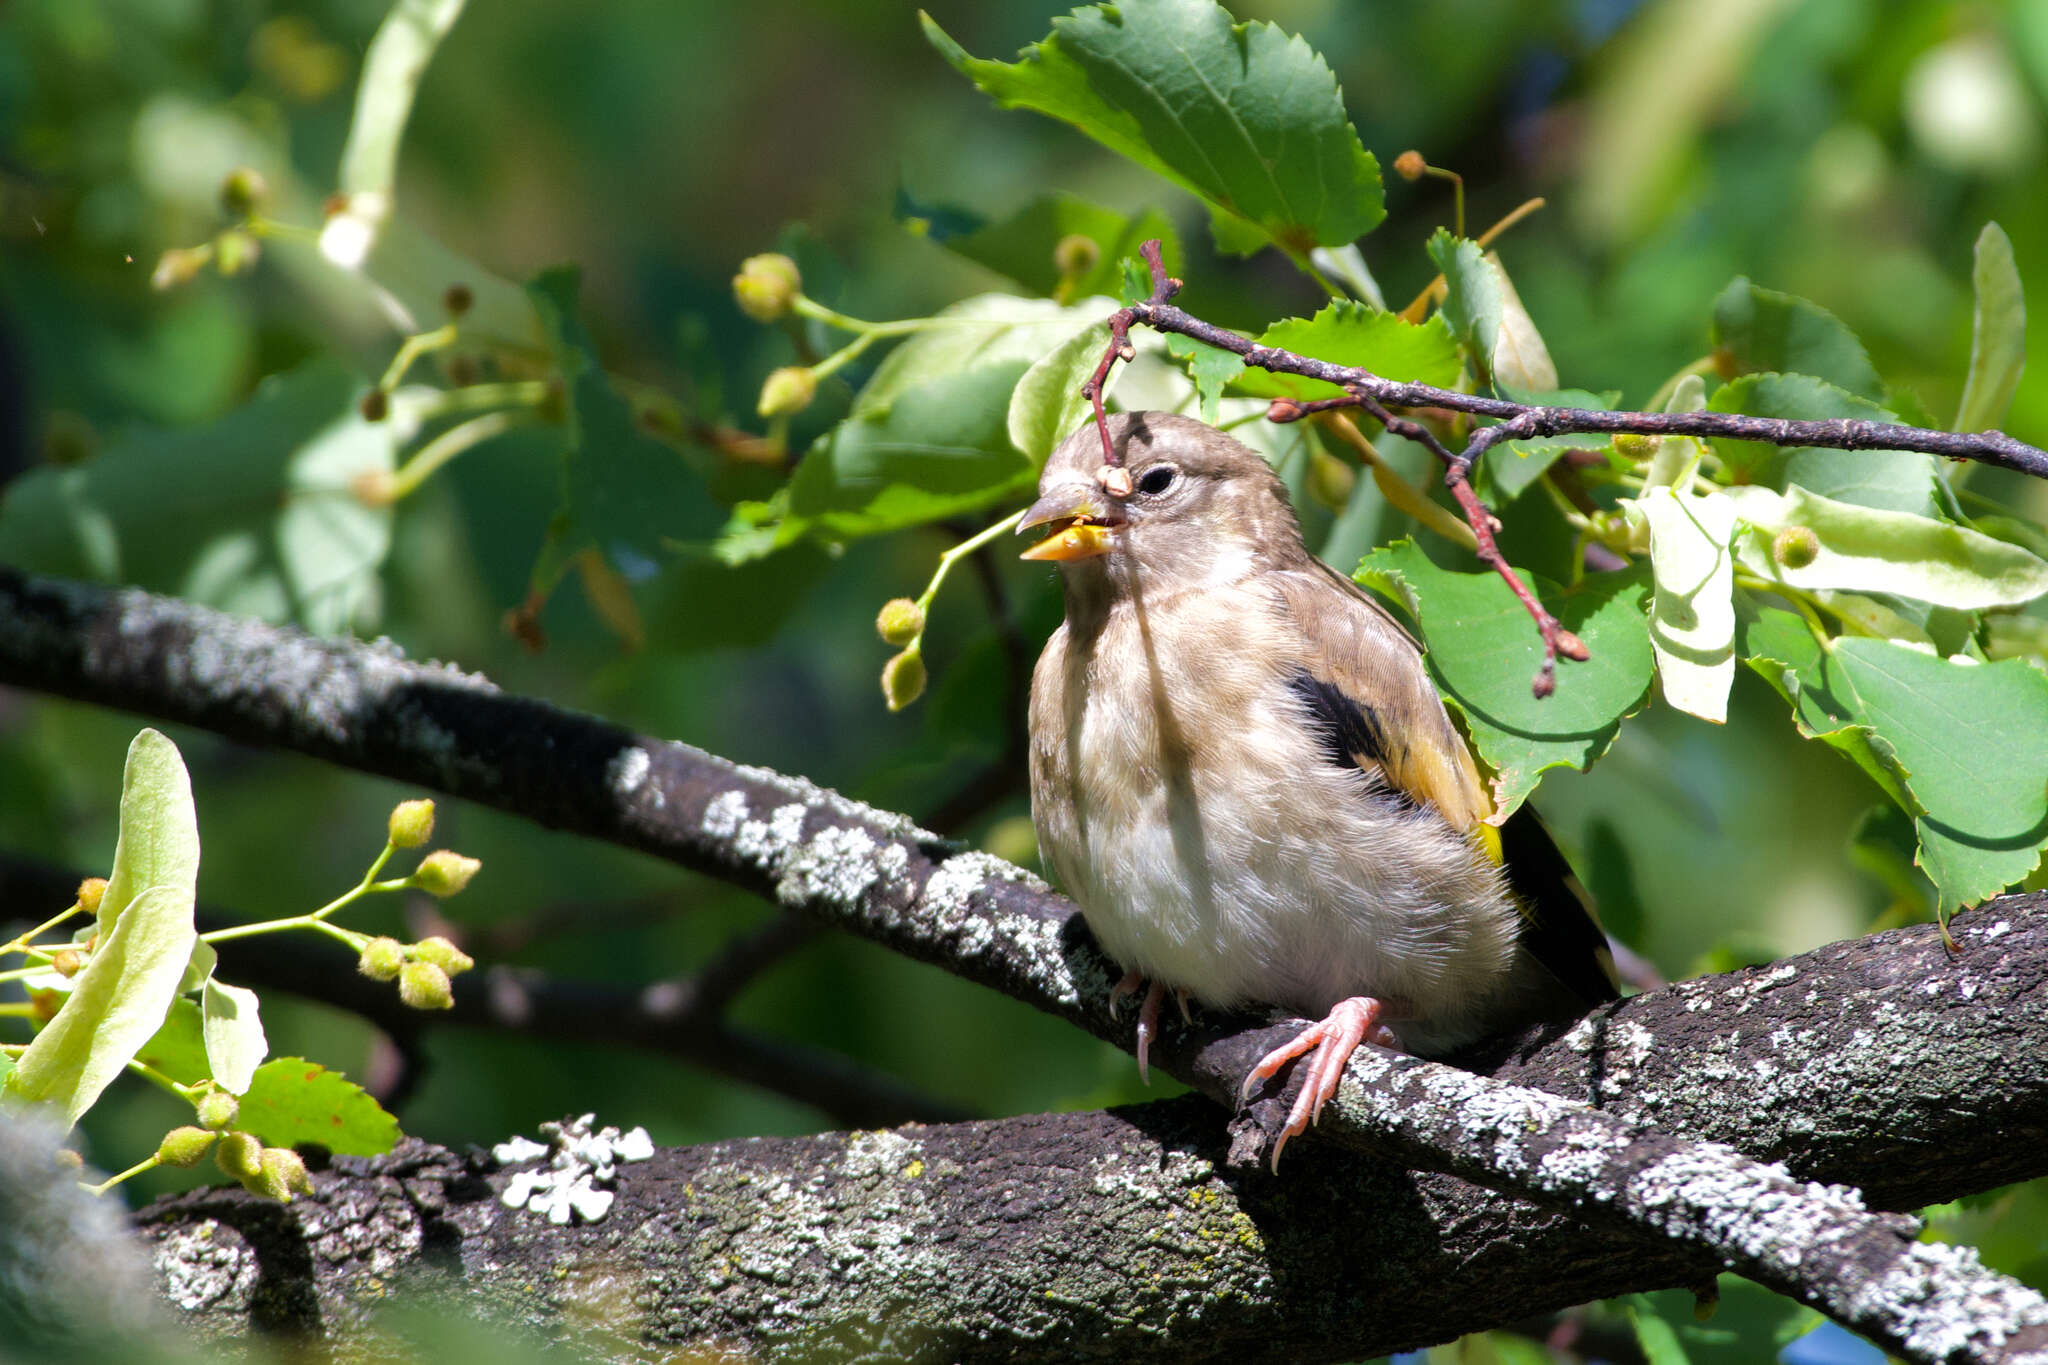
[{"x1": 1092, "y1": 238, "x2": 2048, "y2": 696}]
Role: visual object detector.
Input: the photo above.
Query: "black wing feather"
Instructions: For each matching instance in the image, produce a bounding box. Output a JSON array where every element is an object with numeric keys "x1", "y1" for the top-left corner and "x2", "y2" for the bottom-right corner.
[{"x1": 1499, "y1": 809, "x2": 1621, "y2": 1008}]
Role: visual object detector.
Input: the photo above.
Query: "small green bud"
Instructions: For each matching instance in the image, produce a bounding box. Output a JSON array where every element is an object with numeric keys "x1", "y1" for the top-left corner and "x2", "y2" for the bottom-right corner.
[
  {"x1": 213, "y1": 227, "x2": 260, "y2": 276},
  {"x1": 733, "y1": 253, "x2": 801, "y2": 323},
  {"x1": 876, "y1": 598, "x2": 925, "y2": 647},
  {"x1": 157, "y1": 1126, "x2": 219, "y2": 1169},
  {"x1": 359, "y1": 388, "x2": 390, "y2": 423},
  {"x1": 260, "y1": 1146, "x2": 312, "y2": 1200},
  {"x1": 215, "y1": 1131, "x2": 263, "y2": 1182},
  {"x1": 1307, "y1": 449, "x2": 1357, "y2": 512},
  {"x1": 1611, "y1": 432, "x2": 1659, "y2": 462},
  {"x1": 881, "y1": 650, "x2": 927, "y2": 712},
  {"x1": 412, "y1": 935, "x2": 474, "y2": 977},
  {"x1": 351, "y1": 470, "x2": 397, "y2": 507},
  {"x1": 358, "y1": 936, "x2": 405, "y2": 981},
  {"x1": 410, "y1": 850, "x2": 481, "y2": 898},
  {"x1": 50, "y1": 948, "x2": 82, "y2": 978},
  {"x1": 220, "y1": 166, "x2": 269, "y2": 217},
  {"x1": 241, "y1": 1148, "x2": 292, "y2": 1202},
  {"x1": 388, "y1": 799, "x2": 436, "y2": 849},
  {"x1": 76, "y1": 878, "x2": 107, "y2": 915},
  {"x1": 196, "y1": 1090, "x2": 240, "y2": 1131},
  {"x1": 1052, "y1": 233, "x2": 1101, "y2": 278},
  {"x1": 756, "y1": 366, "x2": 818, "y2": 418},
  {"x1": 52, "y1": 1148, "x2": 83, "y2": 1172},
  {"x1": 1394, "y1": 149, "x2": 1428, "y2": 182},
  {"x1": 1772, "y1": 525, "x2": 1821, "y2": 570},
  {"x1": 442, "y1": 282, "x2": 474, "y2": 318},
  {"x1": 398, "y1": 960, "x2": 454, "y2": 1011}
]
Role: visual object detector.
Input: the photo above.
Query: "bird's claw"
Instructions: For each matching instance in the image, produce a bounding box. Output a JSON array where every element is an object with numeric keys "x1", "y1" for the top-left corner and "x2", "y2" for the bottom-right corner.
[{"x1": 1237, "y1": 997, "x2": 1396, "y2": 1171}]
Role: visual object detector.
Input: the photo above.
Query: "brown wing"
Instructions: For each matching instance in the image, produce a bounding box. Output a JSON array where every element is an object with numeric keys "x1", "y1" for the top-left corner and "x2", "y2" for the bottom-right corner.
[
  {"x1": 1270, "y1": 561, "x2": 1619, "y2": 1008},
  {"x1": 1269, "y1": 561, "x2": 1494, "y2": 839}
]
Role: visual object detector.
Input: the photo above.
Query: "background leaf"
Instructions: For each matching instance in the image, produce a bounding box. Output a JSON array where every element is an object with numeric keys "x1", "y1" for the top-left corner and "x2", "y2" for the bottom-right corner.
[
  {"x1": 924, "y1": 0, "x2": 1384, "y2": 258},
  {"x1": 1955, "y1": 223, "x2": 2027, "y2": 433},
  {"x1": 921, "y1": 192, "x2": 1184, "y2": 302},
  {"x1": 1707, "y1": 374, "x2": 1941, "y2": 516},
  {"x1": 0, "y1": 360, "x2": 396, "y2": 635},
  {"x1": 1711, "y1": 277, "x2": 1885, "y2": 403}
]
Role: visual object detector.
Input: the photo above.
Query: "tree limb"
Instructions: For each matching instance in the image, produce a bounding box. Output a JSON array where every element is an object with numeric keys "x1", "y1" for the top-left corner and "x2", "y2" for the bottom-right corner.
[{"x1": 4, "y1": 568, "x2": 2047, "y2": 1359}]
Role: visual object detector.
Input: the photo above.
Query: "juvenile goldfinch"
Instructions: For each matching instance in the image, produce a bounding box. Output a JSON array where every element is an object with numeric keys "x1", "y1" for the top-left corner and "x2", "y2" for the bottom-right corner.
[{"x1": 1021, "y1": 412, "x2": 1617, "y2": 1165}]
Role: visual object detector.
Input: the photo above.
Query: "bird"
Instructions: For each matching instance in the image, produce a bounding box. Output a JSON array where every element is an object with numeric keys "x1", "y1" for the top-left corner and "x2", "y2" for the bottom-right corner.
[{"x1": 1019, "y1": 410, "x2": 1618, "y2": 1167}]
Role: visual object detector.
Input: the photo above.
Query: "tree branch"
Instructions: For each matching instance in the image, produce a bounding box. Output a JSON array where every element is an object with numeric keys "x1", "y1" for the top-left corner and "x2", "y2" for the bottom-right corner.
[
  {"x1": 4, "y1": 569, "x2": 2047, "y2": 1358},
  {"x1": 1081, "y1": 238, "x2": 2048, "y2": 694}
]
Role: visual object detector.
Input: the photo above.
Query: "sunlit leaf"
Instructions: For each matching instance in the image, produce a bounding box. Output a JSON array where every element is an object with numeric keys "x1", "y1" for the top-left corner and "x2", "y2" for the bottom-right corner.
[
  {"x1": 924, "y1": 0, "x2": 1384, "y2": 259},
  {"x1": 1163, "y1": 335, "x2": 1246, "y2": 423},
  {"x1": 95, "y1": 729, "x2": 203, "y2": 940},
  {"x1": 1727, "y1": 484, "x2": 2048, "y2": 609},
  {"x1": 1010, "y1": 323, "x2": 1112, "y2": 465},
  {"x1": 1355, "y1": 541, "x2": 1655, "y2": 814},
  {"x1": 201, "y1": 977, "x2": 268, "y2": 1096},
  {"x1": 1955, "y1": 222, "x2": 2026, "y2": 433},
  {"x1": 1623, "y1": 485, "x2": 1738, "y2": 723},
  {"x1": 1233, "y1": 303, "x2": 1461, "y2": 401},
  {"x1": 236, "y1": 1058, "x2": 401, "y2": 1156}
]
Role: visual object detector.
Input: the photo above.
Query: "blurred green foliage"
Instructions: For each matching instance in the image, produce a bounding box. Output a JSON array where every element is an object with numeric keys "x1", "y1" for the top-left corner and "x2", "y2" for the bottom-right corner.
[{"x1": 4, "y1": 0, "x2": 2048, "y2": 1359}]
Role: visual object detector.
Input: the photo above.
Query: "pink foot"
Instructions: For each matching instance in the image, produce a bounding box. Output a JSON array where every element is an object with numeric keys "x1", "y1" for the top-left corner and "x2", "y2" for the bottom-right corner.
[
  {"x1": 1108, "y1": 971, "x2": 1170, "y2": 1084},
  {"x1": 1238, "y1": 997, "x2": 1400, "y2": 1171}
]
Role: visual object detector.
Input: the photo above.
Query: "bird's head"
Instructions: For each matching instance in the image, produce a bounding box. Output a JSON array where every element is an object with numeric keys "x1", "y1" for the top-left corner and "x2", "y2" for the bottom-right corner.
[{"x1": 1019, "y1": 411, "x2": 1303, "y2": 600}]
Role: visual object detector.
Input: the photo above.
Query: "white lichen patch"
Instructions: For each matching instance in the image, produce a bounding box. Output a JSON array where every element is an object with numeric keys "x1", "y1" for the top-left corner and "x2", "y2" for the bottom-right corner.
[
  {"x1": 725, "y1": 758, "x2": 933, "y2": 841},
  {"x1": 496, "y1": 1113, "x2": 655, "y2": 1226},
  {"x1": 702, "y1": 789, "x2": 749, "y2": 839},
  {"x1": 1984, "y1": 920, "x2": 2014, "y2": 940},
  {"x1": 1852, "y1": 1239, "x2": 2048, "y2": 1361},
  {"x1": 1627, "y1": 1147, "x2": 1867, "y2": 1262},
  {"x1": 154, "y1": 1218, "x2": 258, "y2": 1313},
  {"x1": 1535, "y1": 1126, "x2": 1629, "y2": 1192},
  {"x1": 1088, "y1": 1141, "x2": 1214, "y2": 1205},
  {"x1": 607, "y1": 746, "x2": 654, "y2": 803},
  {"x1": 778, "y1": 825, "x2": 883, "y2": 908}
]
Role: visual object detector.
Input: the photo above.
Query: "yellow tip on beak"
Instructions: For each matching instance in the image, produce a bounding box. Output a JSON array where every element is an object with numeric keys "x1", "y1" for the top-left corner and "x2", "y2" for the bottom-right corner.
[{"x1": 1020, "y1": 522, "x2": 1116, "y2": 561}]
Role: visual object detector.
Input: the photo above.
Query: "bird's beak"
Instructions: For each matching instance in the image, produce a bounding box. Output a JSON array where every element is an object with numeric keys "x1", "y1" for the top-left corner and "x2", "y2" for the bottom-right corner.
[{"x1": 1018, "y1": 486, "x2": 1117, "y2": 562}]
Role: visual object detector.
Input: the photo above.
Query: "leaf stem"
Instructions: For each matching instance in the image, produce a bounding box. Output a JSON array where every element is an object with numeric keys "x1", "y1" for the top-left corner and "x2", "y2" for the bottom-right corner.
[
  {"x1": 0, "y1": 903, "x2": 83, "y2": 959},
  {"x1": 378, "y1": 322, "x2": 460, "y2": 393},
  {"x1": 82, "y1": 1153, "x2": 162, "y2": 1197},
  {"x1": 915, "y1": 509, "x2": 1028, "y2": 622},
  {"x1": 126, "y1": 1058, "x2": 200, "y2": 1102},
  {"x1": 385, "y1": 408, "x2": 533, "y2": 502}
]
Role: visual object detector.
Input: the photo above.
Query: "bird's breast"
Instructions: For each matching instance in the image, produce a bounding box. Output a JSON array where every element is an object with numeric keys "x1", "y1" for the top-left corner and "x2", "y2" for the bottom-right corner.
[{"x1": 1027, "y1": 585, "x2": 1522, "y2": 1034}]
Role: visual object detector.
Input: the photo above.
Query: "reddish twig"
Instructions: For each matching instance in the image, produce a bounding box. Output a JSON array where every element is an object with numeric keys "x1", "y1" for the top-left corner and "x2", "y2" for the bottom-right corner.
[
  {"x1": 1083, "y1": 240, "x2": 1180, "y2": 474},
  {"x1": 1088, "y1": 237, "x2": 2048, "y2": 697}
]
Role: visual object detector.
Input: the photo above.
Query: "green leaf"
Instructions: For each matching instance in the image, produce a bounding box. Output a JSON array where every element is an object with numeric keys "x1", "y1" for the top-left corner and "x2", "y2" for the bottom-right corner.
[
  {"x1": 3, "y1": 887, "x2": 196, "y2": 1127},
  {"x1": 923, "y1": 0, "x2": 1384, "y2": 259},
  {"x1": 1710, "y1": 277, "x2": 1884, "y2": 402},
  {"x1": 1483, "y1": 254, "x2": 1558, "y2": 395},
  {"x1": 1707, "y1": 373, "x2": 1940, "y2": 516},
  {"x1": 235, "y1": 1058, "x2": 401, "y2": 1157},
  {"x1": 1622, "y1": 485, "x2": 1739, "y2": 723},
  {"x1": 1234, "y1": 303, "x2": 1462, "y2": 401},
  {"x1": 1726, "y1": 484, "x2": 2048, "y2": 609},
  {"x1": 931, "y1": 192, "x2": 1184, "y2": 301},
  {"x1": 1163, "y1": 335, "x2": 1245, "y2": 424},
  {"x1": 1740, "y1": 610, "x2": 2048, "y2": 910},
  {"x1": 789, "y1": 364, "x2": 1039, "y2": 540},
  {"x1": 1010, "y1": 323, "x2": 1112, "y2": 465},
  {"x1": 1426, "y1": 229, "x2": 1501, "y2": 385},
  {"x1": 133, "y1": 998, "x2": 211, "y2": 1089},
  {"x1": 528, "y1": 267, "x2": 721, "y2": 588},
  {"x1": 0, "y1": 359, "x2": 397, "y2": 634},
  {"x1": 856, "y1": 294, "x2": 1107, "y2": 418},
  {"x1": 96, "y1": 729, "x2": 203, "y2": 941},
  {"x1": 201, "y1": 977, "x2": 267, "y2": 1096},
  {"x1": 1625, "y1": 1296, "x2": 1695, "y2": 1365},
  {"x1": 1829, "y1": 641, "x2": 2048, "y2": 911},
  {"x1": 1955, "y1": 222, "x2": 2027, "y2": 433},
  {"x1": 1355, "y1": 541, "x2": 1655, "y2": 813}
]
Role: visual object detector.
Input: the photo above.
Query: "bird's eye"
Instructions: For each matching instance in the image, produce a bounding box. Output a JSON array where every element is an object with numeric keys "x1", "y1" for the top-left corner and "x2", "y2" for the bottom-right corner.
[{"x1": 1135, "y1": 465, "x2": 1178, "y2": 496}]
